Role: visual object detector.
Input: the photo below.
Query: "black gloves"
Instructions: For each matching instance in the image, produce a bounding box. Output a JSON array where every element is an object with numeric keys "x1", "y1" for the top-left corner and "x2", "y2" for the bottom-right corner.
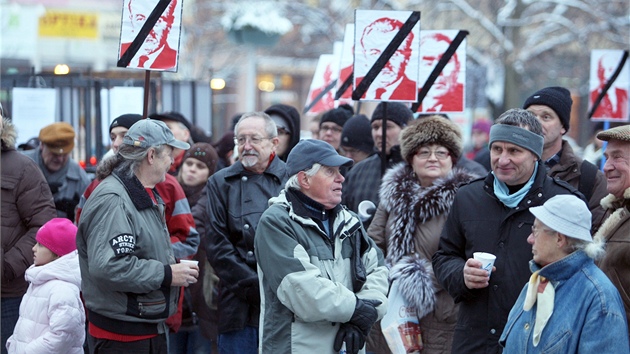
[
  {"x1": 333, "y1": 323, "x2": 364, "y2": 354},
  {"x1": 349, "y1": 298, "x2": 381, "y2": 336}
]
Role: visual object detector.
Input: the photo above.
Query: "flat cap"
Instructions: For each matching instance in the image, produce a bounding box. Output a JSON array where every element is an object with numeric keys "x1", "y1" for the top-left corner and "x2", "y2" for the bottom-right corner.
[
  {"x1": 597, "y1": 125, "x2": 630, "y2": 142},
  {"x1": 39, "y1": 122, "x2": 75, "y2": 154}
]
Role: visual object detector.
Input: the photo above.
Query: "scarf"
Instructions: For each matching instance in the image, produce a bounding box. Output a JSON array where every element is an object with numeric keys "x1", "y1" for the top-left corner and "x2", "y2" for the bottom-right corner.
[
  {"x1": 35, "y1": 149, "x2": 70, "y2": 193},
  {"x1": 523, "y1": 270, "x2": 555, "y2": 347},
  {"x1": 492, "y1": 163, "x2": 538, "y2": 208}
]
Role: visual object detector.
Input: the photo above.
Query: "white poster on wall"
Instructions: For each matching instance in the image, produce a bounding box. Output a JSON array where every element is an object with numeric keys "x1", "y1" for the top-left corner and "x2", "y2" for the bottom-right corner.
[
  {"x1": 100, "y1": 86, "x2": 144, "y2": 146},
  {"x1": 11, "y1": 88, "x2": 57, "y2": 145}
]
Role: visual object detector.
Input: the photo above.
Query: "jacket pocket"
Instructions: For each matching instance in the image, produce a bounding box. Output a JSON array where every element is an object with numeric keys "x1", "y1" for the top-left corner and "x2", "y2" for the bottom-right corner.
[{"x1": 126, "y1": 289, "x2": 170, "y2": 319}]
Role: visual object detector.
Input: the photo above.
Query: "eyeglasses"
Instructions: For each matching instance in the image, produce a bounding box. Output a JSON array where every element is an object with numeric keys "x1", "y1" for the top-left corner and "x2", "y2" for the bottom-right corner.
[
  {"x1": 416, "y1": 149, "x2": 450, "y2": 160},
  {"x1": 531, "y1": 225, "x2": 556, "y2": 238},
  {"x1": 234, "y1": 135, "x2": 272, "y2": 146},
  {"x1": 320, "y1": 125, "x2": 343, "y2": 133}
]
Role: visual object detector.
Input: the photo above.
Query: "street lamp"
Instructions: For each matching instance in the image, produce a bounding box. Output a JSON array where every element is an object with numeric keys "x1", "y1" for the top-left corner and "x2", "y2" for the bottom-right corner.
[{"x1": 54, "y1": 64, "x2": 70, "y2": 75}]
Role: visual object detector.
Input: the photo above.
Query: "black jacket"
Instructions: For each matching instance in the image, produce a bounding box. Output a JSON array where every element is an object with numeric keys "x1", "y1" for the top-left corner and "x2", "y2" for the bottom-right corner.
[{"x1": 432, "y1": 162, "x2": 584, "y2": 354}]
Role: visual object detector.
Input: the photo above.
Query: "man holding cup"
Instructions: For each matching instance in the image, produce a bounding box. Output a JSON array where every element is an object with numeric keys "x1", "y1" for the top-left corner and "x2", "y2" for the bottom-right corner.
[{"x1": 432, "y1": 109, "x2": 584, "y2": 353}]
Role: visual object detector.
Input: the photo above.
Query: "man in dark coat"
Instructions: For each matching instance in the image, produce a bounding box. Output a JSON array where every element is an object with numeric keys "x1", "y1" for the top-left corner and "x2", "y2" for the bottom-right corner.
[{"x1": 432, "y1": 109, "x2": 584, "y2": 354}]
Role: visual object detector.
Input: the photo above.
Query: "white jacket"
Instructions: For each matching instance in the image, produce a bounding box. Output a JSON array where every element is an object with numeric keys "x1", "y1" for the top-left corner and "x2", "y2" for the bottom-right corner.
[{"x1": 6, "y1": 250, "x2": 85, "y2": 354}]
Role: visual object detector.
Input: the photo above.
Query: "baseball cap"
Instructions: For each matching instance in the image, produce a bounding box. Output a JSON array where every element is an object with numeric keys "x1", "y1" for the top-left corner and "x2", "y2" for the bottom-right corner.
[
  {"x1": 123, "y1": 119, "x2": 190, "y2": 150},
  {"x1": 286, "y1": 139, "x2": 353, "y2": 176}
]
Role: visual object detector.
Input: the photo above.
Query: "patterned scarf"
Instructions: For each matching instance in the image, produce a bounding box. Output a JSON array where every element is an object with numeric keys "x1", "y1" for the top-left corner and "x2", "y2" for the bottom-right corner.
[{"x1": 523, "y1": 270, "x2": 555, "y2": 347}]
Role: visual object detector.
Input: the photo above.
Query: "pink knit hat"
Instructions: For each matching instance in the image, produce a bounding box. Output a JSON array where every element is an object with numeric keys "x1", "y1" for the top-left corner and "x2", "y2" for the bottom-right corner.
[{"x1": 36, "y1": 218, "x2": 78, "y2": 257}]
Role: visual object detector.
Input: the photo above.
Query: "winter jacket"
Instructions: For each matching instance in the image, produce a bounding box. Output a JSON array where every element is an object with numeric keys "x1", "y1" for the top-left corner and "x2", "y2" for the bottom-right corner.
[
  {"x1": 500, "y1": 251, "x2": 629, "y2": 353},
  {"x1": 1, "y1": 119, "x2": 56, "y2": 298},
  {"x1": 342, "y1": 146, "x2": 404, "y2": 213},
  {"x1": 595, "y1": 186, "x2": 630, "y2": 341},
  {"x1": 199, "y1": 156, "x2": 288, "y2": 334},
  {"x1": 432, "y1": 162, "x2": 583, "y2": 354},
  {"x1": 255, "y1": 189, "x2": 388, "y2": 354},
  {"x1": 76, "y1": 169, "x2": 179, "y2": 335},
  {"x1": 23, "y1": 148, "x2": 90, "y2": 223},
  {"x1": 369, "y1": 164, "x2": 476, "y2": 354},
  {"x1": 547, "y1": 140, "x2": 608, "y2": 233},
  {"x1": 6, "y1": 250, "x2": 85, "y2": 354}
]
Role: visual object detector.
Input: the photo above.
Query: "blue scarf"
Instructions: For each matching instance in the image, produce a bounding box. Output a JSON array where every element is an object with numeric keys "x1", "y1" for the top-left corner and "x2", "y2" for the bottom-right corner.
[{"x1": 492, "y1": 163, "x2": 538, "y2": 208}]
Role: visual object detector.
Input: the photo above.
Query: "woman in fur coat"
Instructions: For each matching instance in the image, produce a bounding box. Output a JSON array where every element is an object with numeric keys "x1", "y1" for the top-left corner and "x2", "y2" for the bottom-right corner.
[{"x1": 367, "y1": 115, "x2": 478, "y2": 353}]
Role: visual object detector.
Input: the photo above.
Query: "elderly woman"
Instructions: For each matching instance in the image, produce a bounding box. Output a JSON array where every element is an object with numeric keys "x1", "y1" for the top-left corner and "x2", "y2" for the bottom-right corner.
[
  {"x1": 368, "y1": 115, "x2": 477, "y2": 353},
  {"x1": 500, "y1": 194, "x2": 629, "y2": 353}
]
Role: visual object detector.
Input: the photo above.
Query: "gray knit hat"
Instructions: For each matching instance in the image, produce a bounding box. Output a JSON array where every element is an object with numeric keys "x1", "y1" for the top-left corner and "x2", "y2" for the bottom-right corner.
[{"x1": 400, "y1": 115, "x2": 463, "y2": 163}]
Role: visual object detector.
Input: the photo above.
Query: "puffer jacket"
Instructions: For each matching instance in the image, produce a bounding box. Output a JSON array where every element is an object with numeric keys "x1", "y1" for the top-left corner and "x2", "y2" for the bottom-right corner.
[
  {"x1": 6, "y1": 250, "x2": 85, "y2": 354},
  {"x1": 369, "y1": 164, "x2": 476, "y2": 354},
  {"x1": 432, "y1": 162, "x2": 584, "y2": 354},
  {"x1": 255, "y1": 189, "x2": 388, "y2": 354},
  {"x1": 594, "y1": 186, "x2": 630, "y2": 341},
  {"x1": 76, "y1": 169, "x2": 179, "y2": 334},
  {"x1": 1, "y1": 118, "x2": 56, "y2": 298},
  {"x1": 199, "y1": 156, "x2": 288, "y2": 333}
]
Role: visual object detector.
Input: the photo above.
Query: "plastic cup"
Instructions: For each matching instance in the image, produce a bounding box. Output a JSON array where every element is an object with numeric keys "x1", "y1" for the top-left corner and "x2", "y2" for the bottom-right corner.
[
  {"x1": 180, "y1": 259, "x2": 199, "y2": 267},
  {"x1": 473, "y1": 252, "x2": 496, "y2": 277}
]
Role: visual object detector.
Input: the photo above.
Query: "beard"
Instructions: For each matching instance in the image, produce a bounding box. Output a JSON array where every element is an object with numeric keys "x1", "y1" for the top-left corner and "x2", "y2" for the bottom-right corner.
[{"x1": 240, "y1": 150, "x2": 259, "y2": 168}]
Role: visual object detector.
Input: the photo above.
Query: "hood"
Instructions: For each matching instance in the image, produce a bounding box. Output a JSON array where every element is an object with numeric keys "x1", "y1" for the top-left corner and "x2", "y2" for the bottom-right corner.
[
  {"x1": 1, "y1": 118, "x2": 17, "y2": 151},
  {"x1": 25, "y1": 250, "x2": 82, "y2": 288}
]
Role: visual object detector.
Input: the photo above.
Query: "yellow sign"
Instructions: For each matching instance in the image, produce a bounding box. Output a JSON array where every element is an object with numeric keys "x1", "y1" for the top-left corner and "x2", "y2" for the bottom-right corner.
[{"x1": 39, "y1": 11, "x2": 98, "y2": 39}]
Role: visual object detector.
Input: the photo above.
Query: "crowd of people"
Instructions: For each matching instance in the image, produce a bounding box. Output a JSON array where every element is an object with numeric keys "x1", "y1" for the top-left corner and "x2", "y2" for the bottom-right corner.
[{"x1": 1, "y1": 89, "x2": 630, "y2": 354}]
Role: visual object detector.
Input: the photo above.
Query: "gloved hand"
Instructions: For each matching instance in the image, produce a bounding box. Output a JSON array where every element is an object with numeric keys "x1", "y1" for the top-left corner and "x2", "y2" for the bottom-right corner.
[
  {"x1": 349, "y1": 298, "x2": 382, "y2": 336},
  {"x1": 333, "y1": 323, "x2": 365, "y2": 354}
]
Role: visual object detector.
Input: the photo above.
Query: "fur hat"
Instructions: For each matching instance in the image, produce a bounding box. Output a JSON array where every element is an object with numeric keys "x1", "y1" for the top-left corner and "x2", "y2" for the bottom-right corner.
[
  {"x1": 523, "y1": 86, "x2": 572, "y2": 132},
  {"x1": 371, "y1": 102, "x2": 413, "y2": 128},
  {"x1": 39, "y1": 122, "x2": 75, "y2": 154},
  {"x1": 36, "y1": 218, "x2": 77, "y2": 257},
  {"x1": 184, "y1": 142, "x2": 219, "y2": 172},
  {"x1": 320, "y1": 104, "x2": 354, "y2": 128},
  {"x1": 400, "y1": 115, "x2": 462, "y2": 163},
  {"x1": 341, "y1": 114, "x2": 375, "y2": 154}
]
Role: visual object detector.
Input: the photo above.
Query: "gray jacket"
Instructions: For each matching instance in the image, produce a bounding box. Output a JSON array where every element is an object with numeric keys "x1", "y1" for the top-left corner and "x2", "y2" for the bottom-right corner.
[
  {"x1": 76, "y1": 170, "x2": 178, "y2": 335},
  {"x1": 255, "y1": 189, "x2": 389, "y2": 354}
]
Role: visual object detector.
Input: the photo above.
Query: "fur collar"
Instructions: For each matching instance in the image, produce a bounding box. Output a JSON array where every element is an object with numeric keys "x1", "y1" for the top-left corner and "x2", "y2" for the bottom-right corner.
[
  {"x1": 379, "y1": 162, "x2": 476, "y2": 265},
  {"x1": 594, "y1": 186, "x2": 630, "y2": 245}
]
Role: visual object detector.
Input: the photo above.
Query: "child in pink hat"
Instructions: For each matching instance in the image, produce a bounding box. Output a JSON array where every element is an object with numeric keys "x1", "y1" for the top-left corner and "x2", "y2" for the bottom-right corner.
[{"x1": 6, "y1": 218, "x2": 85, "y2": 354}]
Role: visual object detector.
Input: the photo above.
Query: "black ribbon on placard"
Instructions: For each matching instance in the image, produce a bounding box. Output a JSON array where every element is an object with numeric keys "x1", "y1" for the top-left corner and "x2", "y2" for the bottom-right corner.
[
  {"x1": 334, "y1": 72, "x2": 354, "y2": 101},
  {"x1": 351, "y1": 11, "x2": 421, "y2": 101},
  {"x1": 411, "y1": 30, "x2": 469, "y2": 112},
  {"x1": 303, "y1": 79, "x2": 338, "y2": 114},
  {"x1": 588, "y1": 50, "x2": 629, "y2": 119},
  {"x1": 117, "y1": 0, "x2": 173, "y2": 68}
]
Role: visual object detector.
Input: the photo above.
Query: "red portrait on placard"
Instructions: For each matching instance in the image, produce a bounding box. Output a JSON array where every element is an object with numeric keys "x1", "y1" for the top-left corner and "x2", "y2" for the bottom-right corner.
[{"x1": 590, "y1": 51, "x2": 629, "y2": 120}]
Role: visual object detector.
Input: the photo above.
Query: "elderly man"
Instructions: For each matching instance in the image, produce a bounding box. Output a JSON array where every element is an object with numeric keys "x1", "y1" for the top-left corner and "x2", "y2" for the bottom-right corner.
[
  {"x1": 77, "y1": 119, "x2": 197, "y2": 353},
  {"x1": 23, "y1": 122, "x2": 90, "y2": 222},
  {"x1": 255, "y1": 139, "x2": 388, "y2": 354},
  {"x1": 523, "y1": 86, "x2": 608, "y2": 232},
  {"x1": 197, "y1": 112, "x2": 288, "y2": 354},
  {"x1": 593, "y1": 124, "x2": 630, "y2": 340},
  {"x1": 1, "y1": 116, "x2": 56, "y2": 354},
  {"x1": 149, "y1": 111, "x2": 193, "y2": 175},
  {"x1": 432, "y1": 109, "x2": 583, "y2": 354},
  {"x1": 500, "y1": 194, "x2": 628, "y2": 352}
]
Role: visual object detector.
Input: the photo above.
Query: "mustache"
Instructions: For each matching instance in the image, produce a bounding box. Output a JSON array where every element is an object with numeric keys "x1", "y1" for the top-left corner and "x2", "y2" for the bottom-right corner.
[{"x1": 241, "y1": 149, "x2": 259, "y2": 157}]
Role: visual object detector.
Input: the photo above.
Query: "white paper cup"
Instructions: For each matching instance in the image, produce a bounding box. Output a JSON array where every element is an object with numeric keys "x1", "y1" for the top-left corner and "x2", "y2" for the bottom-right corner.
[
  {"x1": 180, "y1": 259, "x2": 199, "y2": 266},
  {"x1": 473, "y1": 252, "x2": 496, "y2": 277}
]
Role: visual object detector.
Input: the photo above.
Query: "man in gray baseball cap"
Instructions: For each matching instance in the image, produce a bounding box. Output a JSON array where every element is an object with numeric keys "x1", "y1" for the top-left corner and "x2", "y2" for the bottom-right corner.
[
  {"x1": 254, "y1": 138, "x2": 388, "y2": 354},
  {"x1": 77, "y1": 118, "x2": 195, "y2": 352}
]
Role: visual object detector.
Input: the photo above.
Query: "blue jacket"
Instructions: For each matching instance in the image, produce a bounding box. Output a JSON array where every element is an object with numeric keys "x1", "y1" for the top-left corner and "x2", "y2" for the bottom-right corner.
[{"x1": 500, "y1": 251, "x2": 629, "y2": 353}]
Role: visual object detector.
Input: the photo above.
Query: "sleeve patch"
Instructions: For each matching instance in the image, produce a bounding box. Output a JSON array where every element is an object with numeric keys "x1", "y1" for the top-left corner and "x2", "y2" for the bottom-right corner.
[{"x1": 109, "y1": 233, "x2": 136, "y2": 256}]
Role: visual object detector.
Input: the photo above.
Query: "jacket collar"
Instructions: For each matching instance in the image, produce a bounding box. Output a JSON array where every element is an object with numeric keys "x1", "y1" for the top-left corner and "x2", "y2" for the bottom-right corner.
[
  {"x1": 113, "y1": 168, "x2": 161, "y2": 210},
  {"x1": 286, "y1": 188, "x2": 342, "y2": 222},
  {"x1": 531, "y1": 250, "x2": 591, "y2": 282}
]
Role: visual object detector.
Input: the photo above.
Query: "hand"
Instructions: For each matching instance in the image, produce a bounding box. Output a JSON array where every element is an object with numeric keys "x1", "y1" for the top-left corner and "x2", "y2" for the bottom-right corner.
[
  {"x1": 463, "y1": 258, "x2": 496, "y2": 289},
  {"x1": 349, "y1": 298, "x2": 381, "y2": 336},
  {"x1": 333, "y1": 323, "x2": 365, "y2": 354},
  {"x1": 170, "y1": 262, "x2": 199, "y2": 287}
]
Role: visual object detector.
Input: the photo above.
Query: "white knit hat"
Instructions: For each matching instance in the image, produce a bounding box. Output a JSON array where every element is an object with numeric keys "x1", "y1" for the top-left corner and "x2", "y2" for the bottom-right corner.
[{"x1": 529, "y1": 194, "x2": 592, "y2": 242}]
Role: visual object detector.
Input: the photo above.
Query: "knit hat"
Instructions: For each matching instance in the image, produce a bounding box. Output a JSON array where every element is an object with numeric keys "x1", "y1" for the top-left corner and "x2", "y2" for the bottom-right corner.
[
  {"x1": 36, "y1": 218, "x2": 78, "y2": 257},
  {"x1": 523, "y1": 87, "x2": 572, "y2": 132},
  {"x1": 371, "y1": 102, "x2": 413, "y2": 128},
  {"x1": 597, "y1": 124, "x2": 630, "y2": 142},
  {"x1": 320, "y1": 104, "x2": 354, "y2": 128},
  {"x1": 149, "y1": 111, "x2": 192, "y2": 131},
  {"x1": 472, "y1": 120, "x2": 491, "y2": 135},
  {"x1": 265, "y1": 104, "x2": 300, "y2": 134},
  {"x1": 123, "y1": 119, "x2": 190, "y2": 150},
  {"x1": 110, "y1": 114, "x2": 142, "y2": 133},
  {"x1": 213, "y1": 131, "x2": 235, "y2": 158},
  {"x1": 529, "y1": 194, "x2": 592, "y2": 242},
  {"x1": 341, "y1": 114, "x2": 375, "y2": 154},
  {"x1": 286, "y1": 139, "x2": 353, "y2": 176},
  {"x1": 184, "y1": 142, "x2": 219, "y2": 172},
  {"x1": 39, "y1": 122, "x2": 75, "y2": 154},
  {"x1": 400, "y1": 115, "x2": 463, "y2": 163}
]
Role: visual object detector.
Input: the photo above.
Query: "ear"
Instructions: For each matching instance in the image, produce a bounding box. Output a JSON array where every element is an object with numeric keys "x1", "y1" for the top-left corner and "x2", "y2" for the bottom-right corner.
[
  {"x1": 297, "y1": 171, "x2": 310, "y2": 190},
  {"x1": 147, "y1": 148, "x2": 156, "y2": 164},
  {"x1": 556, "y1": 232, "x2": 568, "y2": 248},
  {"x1": 271, "y1": 136, "x2": 280, "y2": 150}
]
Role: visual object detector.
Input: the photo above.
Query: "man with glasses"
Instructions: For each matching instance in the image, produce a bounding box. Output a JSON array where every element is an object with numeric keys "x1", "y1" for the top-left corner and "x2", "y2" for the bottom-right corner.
[
  {"x1": 319, "y1": 104, "x2": 354, "y2": 152},
  {"x1": 197, "y1": 112, "x2": 288, "y2": 354},
  {"x1": 432, "y1": 109, "x2": 584, "y2": 354}
]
